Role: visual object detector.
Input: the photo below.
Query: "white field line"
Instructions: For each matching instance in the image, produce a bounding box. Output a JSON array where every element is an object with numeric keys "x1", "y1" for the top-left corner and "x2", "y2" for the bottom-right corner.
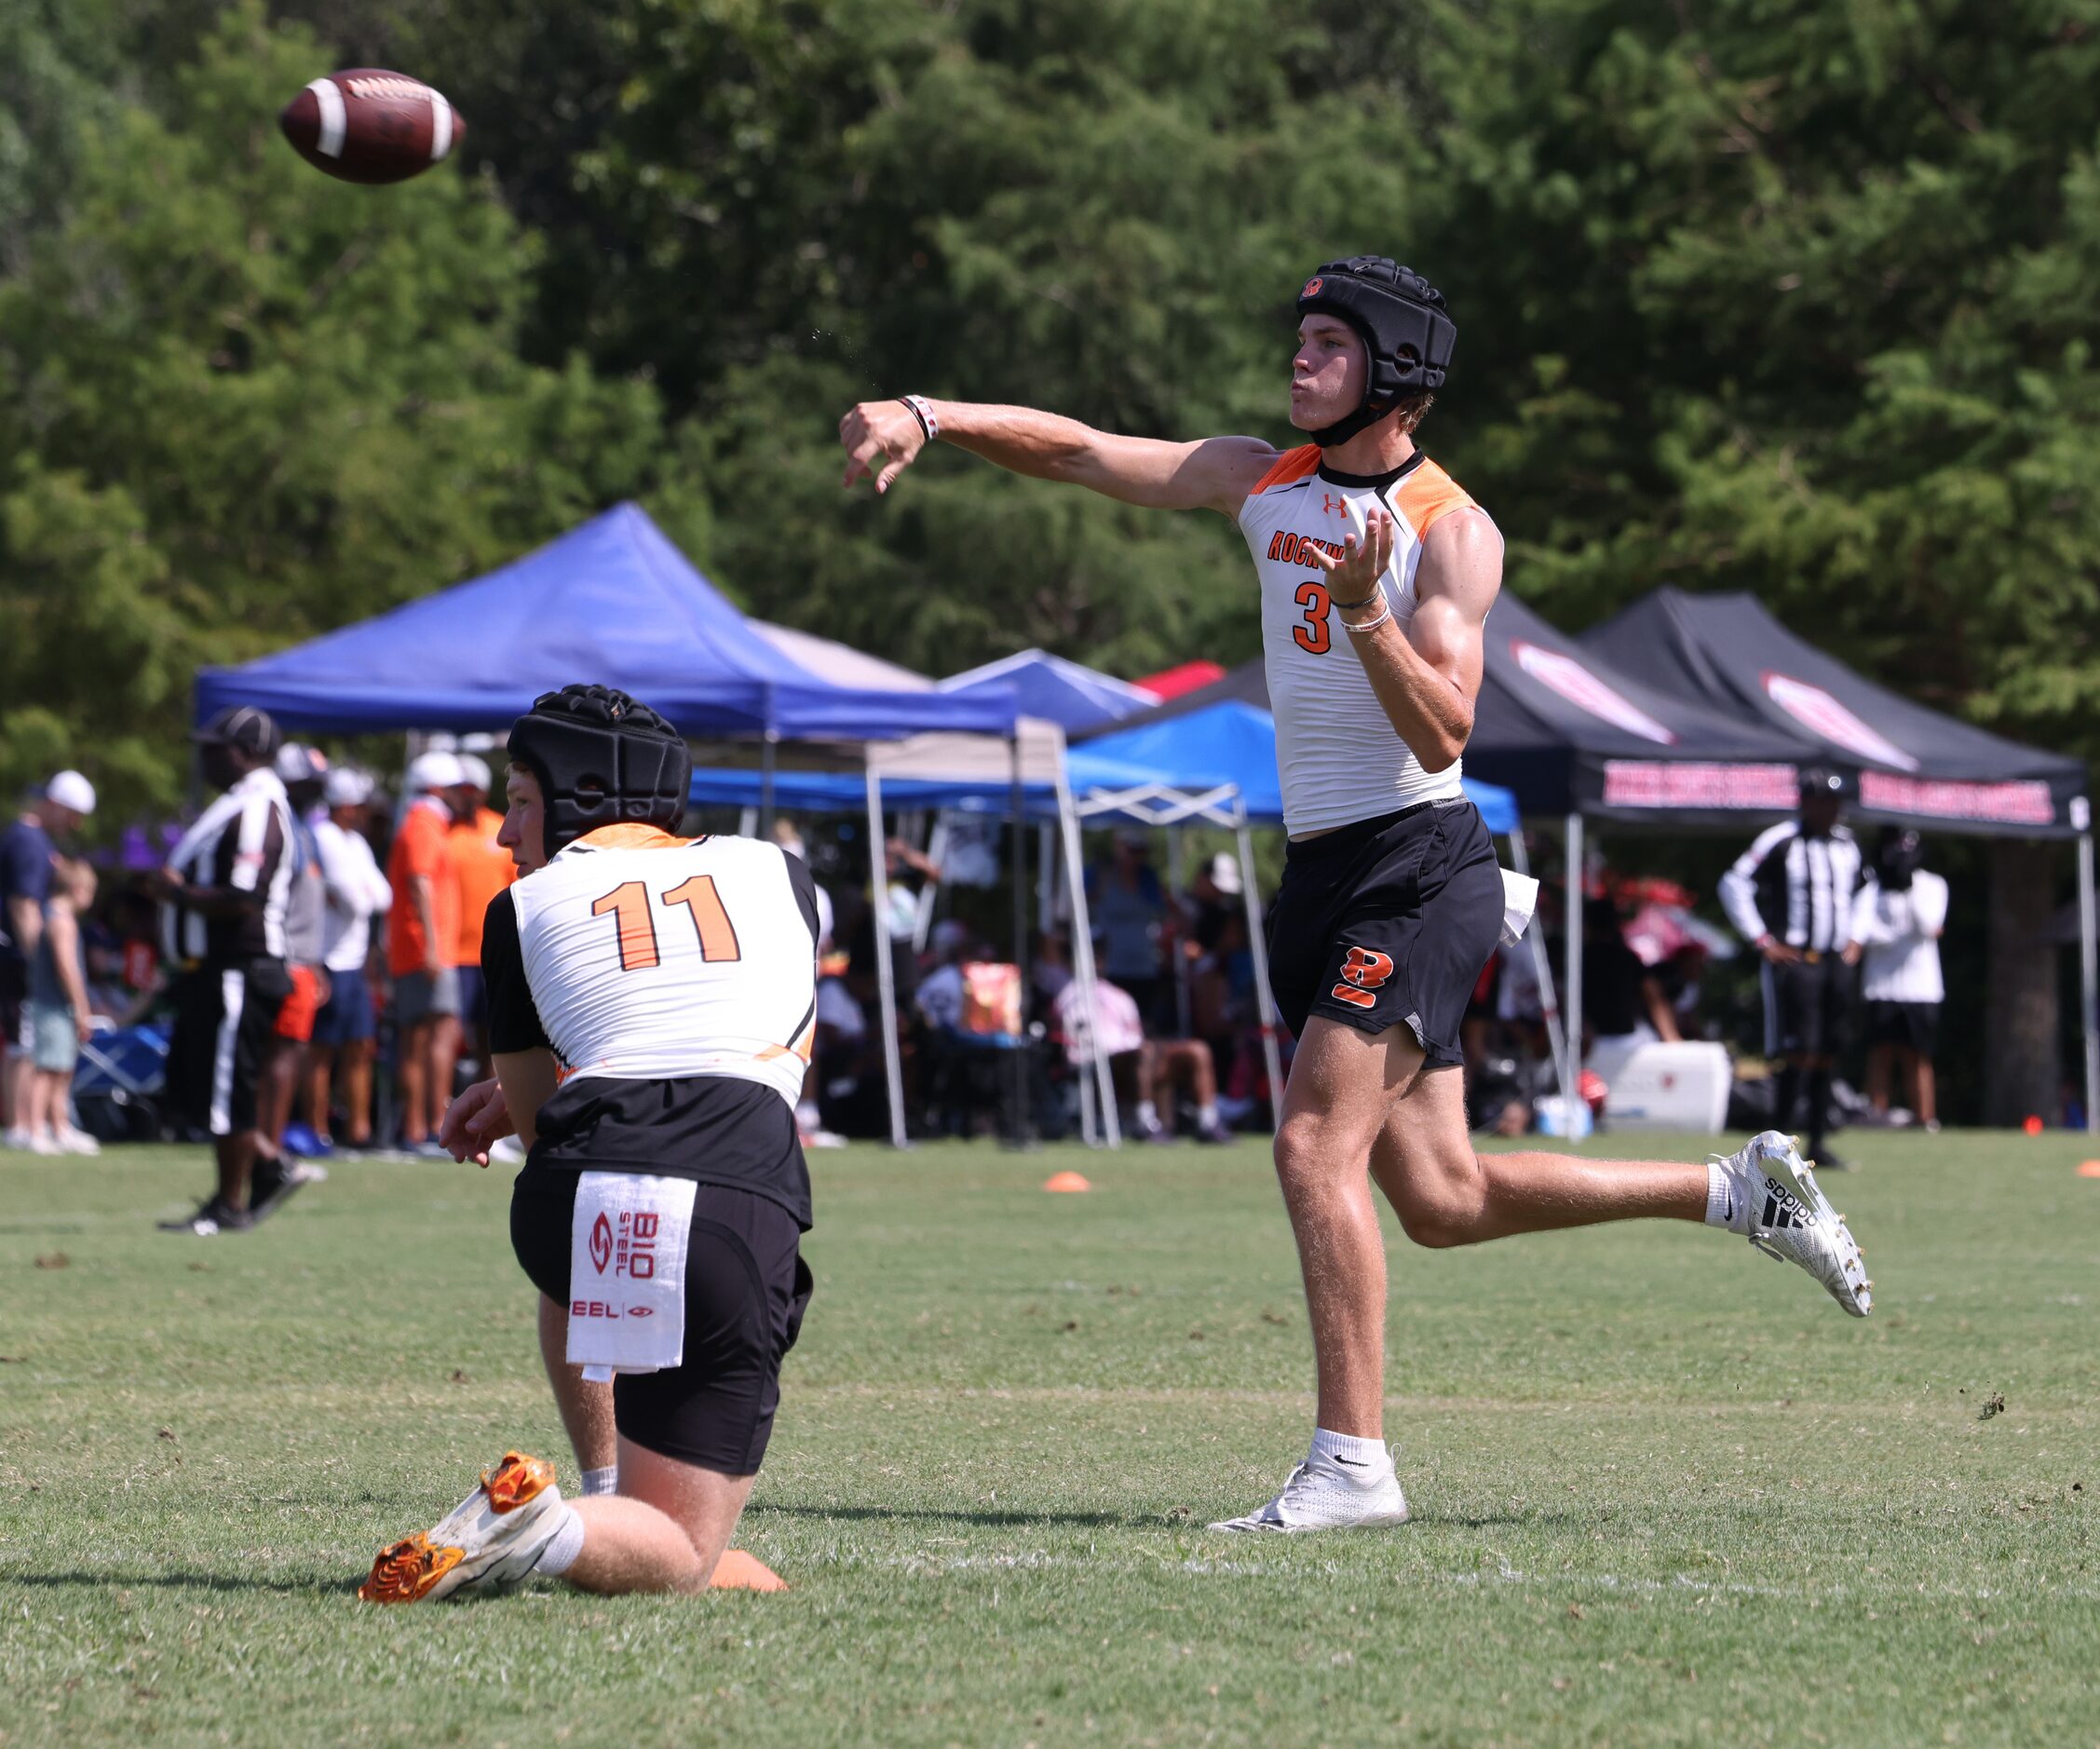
[{"x1": 798, "y1": 1546, "x2": 2100, "y2": 1604}]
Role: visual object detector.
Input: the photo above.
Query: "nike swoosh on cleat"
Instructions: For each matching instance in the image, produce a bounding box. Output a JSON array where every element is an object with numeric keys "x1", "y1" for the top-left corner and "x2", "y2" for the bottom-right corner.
[{"x1": 1332, "y1": 1457, "x2": 1371, "y2": 1468}]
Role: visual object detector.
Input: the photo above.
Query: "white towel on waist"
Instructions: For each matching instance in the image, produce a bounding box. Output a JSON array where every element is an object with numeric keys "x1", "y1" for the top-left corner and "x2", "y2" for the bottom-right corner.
[{"x1": 566, "y1": 1172, "x2": 699, "y2": 1383}]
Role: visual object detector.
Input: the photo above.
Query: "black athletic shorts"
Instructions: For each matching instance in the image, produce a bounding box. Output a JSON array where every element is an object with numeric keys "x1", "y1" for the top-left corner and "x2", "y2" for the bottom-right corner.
[
  {"x1": 1266, "y1": 798, "x2": 1503, "y2": 1066},
  {"x1": 510, "y1": 1172, "x2": 813, "y2": 1476},
  {"x1": 1866, "y1": 997, "x2": 1939, "y2": 1056},
  {"x1": 1763, "y1": 956, "x2": 1854, "y2": 1059},
  {"x1": 165, "y1": 959, "x2": 292, "y2": 1137}
]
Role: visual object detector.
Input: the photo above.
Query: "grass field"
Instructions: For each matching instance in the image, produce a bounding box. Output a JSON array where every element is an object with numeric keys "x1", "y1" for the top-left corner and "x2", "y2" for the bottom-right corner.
[{"x1": 1, "y1": 1131, "x2": 2095, "y2": 1747}]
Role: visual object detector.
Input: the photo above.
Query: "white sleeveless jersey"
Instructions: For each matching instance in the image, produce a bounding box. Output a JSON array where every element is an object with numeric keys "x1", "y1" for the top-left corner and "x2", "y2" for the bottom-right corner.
[
  {"x1": 508, "y1": 826, "x2": 819, "y2": 1107},
  {"x1": 1238, "y1": 445, "x2": 1486, "y2": 835}
]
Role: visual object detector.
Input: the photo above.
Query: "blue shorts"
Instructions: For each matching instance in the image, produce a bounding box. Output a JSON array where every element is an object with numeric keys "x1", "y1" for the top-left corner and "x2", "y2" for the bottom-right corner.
[{"x1": 312, "y1": 969, "x2": 375, "y2": 1046}]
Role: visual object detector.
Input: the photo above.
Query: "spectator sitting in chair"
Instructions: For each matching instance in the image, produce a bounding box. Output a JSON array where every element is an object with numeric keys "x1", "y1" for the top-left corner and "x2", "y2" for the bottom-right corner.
[{"x1": 1050, "y1": 951, "x2": 1230, "y2": 1145}]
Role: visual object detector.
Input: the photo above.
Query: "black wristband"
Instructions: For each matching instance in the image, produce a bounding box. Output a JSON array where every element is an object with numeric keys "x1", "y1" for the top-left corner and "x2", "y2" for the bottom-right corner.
[{"x1": 1330, "y1": 591, "x2": 1379, "y2": 610}]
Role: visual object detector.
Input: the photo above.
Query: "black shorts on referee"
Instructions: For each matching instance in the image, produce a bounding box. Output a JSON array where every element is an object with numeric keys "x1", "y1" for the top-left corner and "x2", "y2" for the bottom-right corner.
[
  {"x1": 1762, "y1": 956, "x2": 1854, "y2": 1059},
  {"x1": 1266, "y1": 797, "x2": 1504, "y2": 1066},
  {"x1": 165, "y1": 958, "x2": 293, "y2": 1137}
]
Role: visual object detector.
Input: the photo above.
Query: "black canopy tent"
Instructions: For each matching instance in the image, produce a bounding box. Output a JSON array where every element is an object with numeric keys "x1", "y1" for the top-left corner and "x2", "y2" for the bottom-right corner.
[
  {"x1": 1583, "y1": 587, "x2": 2098, "y2": 1130},
  {"x1": 1088, "y1": 595, "x2": 1830, "y2": 1115}
]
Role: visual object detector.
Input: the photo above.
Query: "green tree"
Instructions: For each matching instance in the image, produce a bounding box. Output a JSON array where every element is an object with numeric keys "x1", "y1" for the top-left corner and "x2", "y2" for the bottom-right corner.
[{"x1": 0, "y1": 4, "x2": 666, "y2": 818}]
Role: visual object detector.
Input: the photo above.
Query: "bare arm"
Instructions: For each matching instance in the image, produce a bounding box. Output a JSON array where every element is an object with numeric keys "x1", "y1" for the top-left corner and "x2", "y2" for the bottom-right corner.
[
  {"x1": 490, "y1": 1050, "x2": 562, "y2": 1155},
  {"x1": 1311, "y1": 505, "x2": 1501, "y2": 772},
  {"x1": 1641, "y1": 974, "x2": 1683, "y2": 1043},
  {"x1": 840, "y1": 398, "x2": 1277, "y2": 518},
  {"x1": 412, "y1": 874, "x2": 441, "y2": 971},
  {"x1": 6, "y1": 894, "x2": 39, "y2": 964}
]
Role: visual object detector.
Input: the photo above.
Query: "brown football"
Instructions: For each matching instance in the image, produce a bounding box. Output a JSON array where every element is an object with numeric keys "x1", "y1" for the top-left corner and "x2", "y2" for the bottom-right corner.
[{"x1": 278, "y1": 69, "x2": 465, "y2": 186}]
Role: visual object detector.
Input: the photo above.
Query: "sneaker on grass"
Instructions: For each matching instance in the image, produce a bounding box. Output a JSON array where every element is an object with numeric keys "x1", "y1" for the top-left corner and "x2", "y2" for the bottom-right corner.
[
  {"x1": 1210, "y1": 1451, "x2": 1410, "y2": 1534},
  {"x1": 1711, "y1": 1129, "x2": 1872, "y2": 1316}
]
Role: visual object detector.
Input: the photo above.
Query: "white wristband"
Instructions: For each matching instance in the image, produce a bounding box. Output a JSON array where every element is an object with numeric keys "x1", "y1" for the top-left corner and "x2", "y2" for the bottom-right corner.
[
  {"x1": 901, "y1": 395, "x2": 940, "y2": 442},
  {"x1": 1342, "y1": 600, "x2": 1392, "y2": 634}
]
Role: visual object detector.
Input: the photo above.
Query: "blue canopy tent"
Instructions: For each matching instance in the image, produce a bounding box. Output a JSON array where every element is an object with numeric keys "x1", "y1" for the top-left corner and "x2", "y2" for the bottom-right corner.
[
  {"x1": 194, "y1": 503, "x2": 1018, "y2": 742},
  {"x1": 937, "y1": 649, "x2": 1159, "y2": 735},
  {"x1": 1082, "y1": 698, "x2": 1520, "y2": 834}
]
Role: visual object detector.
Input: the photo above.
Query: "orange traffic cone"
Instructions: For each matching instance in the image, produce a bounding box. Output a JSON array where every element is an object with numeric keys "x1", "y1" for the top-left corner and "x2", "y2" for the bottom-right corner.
[
  {"x1": 1043, "y1": 1171, "x2": 1091, "y2": 1193},
  {"x1": 710, "y1": 1549, "x2": 786, "y2": 1591}
]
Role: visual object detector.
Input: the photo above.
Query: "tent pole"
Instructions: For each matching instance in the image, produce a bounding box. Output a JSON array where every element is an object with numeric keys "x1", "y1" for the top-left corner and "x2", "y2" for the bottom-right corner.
[
  {"x1": 865, "y1": 763, "x2": 908, "y2": 1149},
  {"x1": 1037, "y1": 822, "x2": 1055, "y2": 935},
  {"x1": 1565, "y1": 812, "x2": 1584, "y2": 1132},
  {"x1": 1237, "y1": 816, "x2": 1287, "y2": 1135},
  {"x1": 760, "y1": 731, "x2": 778, "y2": 838},
  {"x1": 1505, "y1": 827, "x2": 1569, "y2": 1112},
  {"x1": 2079, "y1": 820, "x2": 2099, "y2": 1135},
  {"x1": 1055, "y1": 752, "x2": 1119, "y2": 1147},
  {"x1": 1008, "y1": 736, "x2": 1031, "y2": 1147},
  {"x1": 1169, "y1": 826, "x2": 1192, "y2": 1038}
]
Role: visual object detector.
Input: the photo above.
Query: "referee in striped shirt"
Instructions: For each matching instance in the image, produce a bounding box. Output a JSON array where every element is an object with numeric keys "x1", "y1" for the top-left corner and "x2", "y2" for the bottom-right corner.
[
  {"x1": 1721, "y1": 767, "x2": 1864, "y2": 1171},
  {"x1": 146, "y1": 706, "x2": 299, "y2": 1235}
]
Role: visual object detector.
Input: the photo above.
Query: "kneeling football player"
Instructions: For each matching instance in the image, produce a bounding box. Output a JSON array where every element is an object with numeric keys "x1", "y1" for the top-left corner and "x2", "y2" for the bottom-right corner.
[{"x1": 360, "y1": 685, "x2": 819, "y2": 1602}]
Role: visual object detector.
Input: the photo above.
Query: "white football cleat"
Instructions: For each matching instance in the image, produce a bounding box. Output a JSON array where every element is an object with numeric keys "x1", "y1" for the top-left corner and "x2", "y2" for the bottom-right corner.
[
  {"x1": 359, "y1": 1452, "x2": 567, "y2": 1603},
  {"x1": 1210, "y1": 1451, "x2": 1411, "y2": 1534},
  {"x1": 1717, "y1": 1130, "x2": 1873, "y2": 1317}
]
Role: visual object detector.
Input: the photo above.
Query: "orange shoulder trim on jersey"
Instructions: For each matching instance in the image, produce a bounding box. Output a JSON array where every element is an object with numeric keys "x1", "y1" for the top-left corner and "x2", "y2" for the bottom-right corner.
[
  {"x1": 1248, "y1": 445, "x2": 1321, "y2": 495},
  {"x1": 1390, "y1": 461, "x2": 1479, "y2": 542},
  {"x1": 571, "y1": 824, "x2": 696, "y2": 852}
]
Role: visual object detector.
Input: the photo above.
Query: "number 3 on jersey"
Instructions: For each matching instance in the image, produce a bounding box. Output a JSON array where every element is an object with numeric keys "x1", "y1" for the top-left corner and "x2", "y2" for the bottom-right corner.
[
  {"x1": 591, "y1": 875, "x2": 742, "y2": 972},
  {"x1": 1293, "y1": 580, "x2": 1332, "y2": 654}
]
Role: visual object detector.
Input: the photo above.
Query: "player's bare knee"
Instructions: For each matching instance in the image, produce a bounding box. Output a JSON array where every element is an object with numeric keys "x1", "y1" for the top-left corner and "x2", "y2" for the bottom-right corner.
[{"x1": 1390, "y1": 1160, "x2": 1490, "y2": 1248}]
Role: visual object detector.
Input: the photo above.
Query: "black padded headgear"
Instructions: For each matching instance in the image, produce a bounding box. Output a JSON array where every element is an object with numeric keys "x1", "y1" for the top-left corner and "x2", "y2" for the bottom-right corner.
[
  {"x1": 1876, "y1": 825, "x2": 1924, "y2": 891},
  {"x1": 1296, "y1": 256, "x2": 1456, "y2": 448},
  {"x1": 506, "y1": 685, "x2": 690, "y2": 858}
]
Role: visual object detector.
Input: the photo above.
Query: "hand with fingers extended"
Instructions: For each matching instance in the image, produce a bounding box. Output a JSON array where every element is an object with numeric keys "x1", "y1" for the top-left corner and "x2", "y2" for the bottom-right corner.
[
  {"x1": 439, "y1": 1076, "x2": 513, "y2": 1167},
  {"x1": 839, "y1": 399, "x2": 928, "y2": 495},
  {"x1": 1307, "y1": 505, "x2": 1397, "y2": 621}
]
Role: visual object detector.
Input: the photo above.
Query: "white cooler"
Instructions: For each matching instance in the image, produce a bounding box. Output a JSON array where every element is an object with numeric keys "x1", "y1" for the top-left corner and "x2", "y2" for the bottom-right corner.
[{"x1": 1591, "y1": 1040, "x2": 1732, "y2": 1134}]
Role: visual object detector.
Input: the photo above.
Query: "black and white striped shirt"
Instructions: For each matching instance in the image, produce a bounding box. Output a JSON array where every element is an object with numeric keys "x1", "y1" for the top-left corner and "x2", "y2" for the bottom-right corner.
[
  {"x1": 161, "y1": 768, "x2": 295, "y2": 965},
  {"x1": 1720, "y1": 821, "x2": 1863, "y2": 955}
]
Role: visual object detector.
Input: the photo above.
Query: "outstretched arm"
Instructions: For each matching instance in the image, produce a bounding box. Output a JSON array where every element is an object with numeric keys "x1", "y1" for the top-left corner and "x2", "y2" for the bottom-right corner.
[
  {"x1": 1308, "y1": 506, "x2": 1500, "y2": 773},
  {"x1": 840, "y1": 398, "x2": 1277, "y2": 518}
]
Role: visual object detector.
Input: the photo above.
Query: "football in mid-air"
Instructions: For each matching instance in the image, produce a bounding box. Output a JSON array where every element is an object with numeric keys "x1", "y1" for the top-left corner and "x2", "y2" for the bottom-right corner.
[{"x1": 278, "y1": 69, "x2": 465, "y2": 185}]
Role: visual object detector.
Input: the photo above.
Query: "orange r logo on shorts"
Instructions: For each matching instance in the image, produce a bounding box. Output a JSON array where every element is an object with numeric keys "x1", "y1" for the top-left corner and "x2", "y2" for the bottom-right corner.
[{"x1": 1329, "y1": 945, "x2": 1396, "y2": 1010}]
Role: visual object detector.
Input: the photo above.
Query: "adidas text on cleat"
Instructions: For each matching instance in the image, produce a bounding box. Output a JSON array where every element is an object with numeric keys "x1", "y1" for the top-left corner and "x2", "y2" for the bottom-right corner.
[
  {"x1": 1210, "y1": 1453, "x2": 1410, "y2": 1534},
  {"x1": 359, "y1": 1452, "x2": 564, "y2": 1604},
  {"x1": 1720, "y1": 1131, "x2": 1873, "y2": 1317}
]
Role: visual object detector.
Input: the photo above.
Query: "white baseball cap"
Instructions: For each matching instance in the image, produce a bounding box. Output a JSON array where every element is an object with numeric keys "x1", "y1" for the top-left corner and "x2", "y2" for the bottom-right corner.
[
  {"x1": 275, "y1": 743, "x2": 331, "y2": 784},
  {"x1": 456, "y1": 752, "x2": 492, "y2": 793},
  {"x1": 1205, "y1": 851, "x2": 1242, "y2": 896},
  {"x1": 405, "y1": 751, "x2": 467, "y2": 793},
  {"x1": 324, "y1": 766, "x2": 375, "y2": 807},
  {"x1": 45, "y1": 770, "x2": 96, "y2": 817}
]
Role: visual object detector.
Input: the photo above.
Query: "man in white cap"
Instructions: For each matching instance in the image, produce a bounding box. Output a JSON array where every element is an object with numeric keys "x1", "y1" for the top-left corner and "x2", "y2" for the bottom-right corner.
[
  {"x1": 387, "y1": 751, "x2": 467, "y2": 1154},
  {"x1": 3, "y1": 771, "x2": 96, "y2": 1149},
  {"x1": 306, "y1": 766, "x2": 390, "y2": 1150}
]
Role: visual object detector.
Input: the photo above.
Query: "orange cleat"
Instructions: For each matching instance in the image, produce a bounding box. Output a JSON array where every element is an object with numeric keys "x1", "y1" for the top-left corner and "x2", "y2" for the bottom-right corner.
[{"x1": 359, "y1": 1452, "x2": 565, "y2": 1604}]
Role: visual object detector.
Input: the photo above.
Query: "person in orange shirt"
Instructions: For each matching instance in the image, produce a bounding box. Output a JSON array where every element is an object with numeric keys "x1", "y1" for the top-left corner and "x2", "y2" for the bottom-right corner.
[
  {"x1": 387, "y1": 752, "x2": 466, "y2": 1153},
  {"x1": 447, "y1": 753, "x2": 516, "y2": 1070}
]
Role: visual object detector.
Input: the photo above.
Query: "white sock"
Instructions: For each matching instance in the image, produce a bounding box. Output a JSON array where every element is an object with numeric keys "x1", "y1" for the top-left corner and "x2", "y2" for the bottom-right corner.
[
  {"x1": 1198, "y1": 1102, "x2": 1220, "y2": 1128},
  {"x1": 1309, "y1": 1428, "x2": 1391, "y2": 1476},
  {"x1": 580, "y1": 1465, "x2": 618, "y2": 1498},
  {"x1": 1706, "y1": 1161, "x2": 1752, "y2": 1234},
  {"x1": 1136, "y1": 1100, "x2": 1158, "y2": 1127},
  {"x1": 535, "y1": 1503, "x2": 586, "y2": 1577}
]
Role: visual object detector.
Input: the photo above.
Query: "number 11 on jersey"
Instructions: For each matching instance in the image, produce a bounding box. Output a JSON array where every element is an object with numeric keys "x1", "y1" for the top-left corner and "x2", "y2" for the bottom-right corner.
[{"x1": 591, "y1": 875, "x2": 742, "y2": 972}]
